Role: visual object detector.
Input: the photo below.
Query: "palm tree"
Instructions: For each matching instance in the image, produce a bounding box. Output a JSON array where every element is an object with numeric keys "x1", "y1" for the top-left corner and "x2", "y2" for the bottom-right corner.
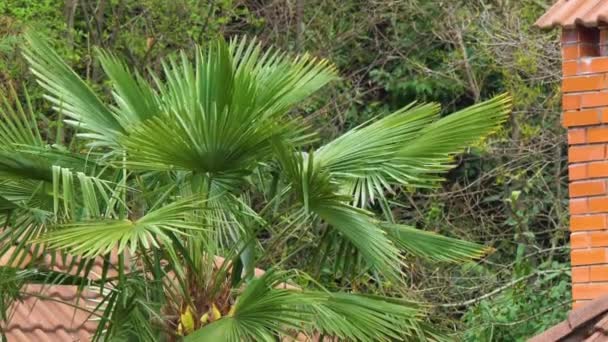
[{"x1": 0, "y1": 33, "x2": 511, "y2": 341}]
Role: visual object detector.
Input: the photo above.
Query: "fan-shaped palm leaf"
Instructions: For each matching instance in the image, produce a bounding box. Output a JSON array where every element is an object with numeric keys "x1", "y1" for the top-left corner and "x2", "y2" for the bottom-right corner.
[
  {"x1": 119, "y1": 38, "x2": 335, "y2": 179},
  {"x1": 96, "y1": 49, "x2": 161, "y2": 125},
  {"x1": 186, "y1": 270, "x2": 432, "y2": 342},
  {"x1": 315, "y1": 94, "x2": 511, "y2": 206},
  {"x1": 381, "y1": 223, "x2": 490, "y2": 262},
  {"x1": 23, "y1": 33, "x2": 124, "y2": 146},
  {"x1": 40, "y1": 197, "x2": 205, "y2": 257}
]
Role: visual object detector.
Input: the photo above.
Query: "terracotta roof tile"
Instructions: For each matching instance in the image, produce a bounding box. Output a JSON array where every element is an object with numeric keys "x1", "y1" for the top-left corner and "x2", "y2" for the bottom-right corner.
[
  {"x1": 1, "y1": 285, "x2": 101, "y2": 341},
  {"x1": 528, "y1": 320, "x2": 572, "y2": 341},
  {"x1": 0, "y1": 244, "x2": 117, "y2": 341},
  {"x1": 594, "y1": 314, "x2": 608, "y2": 332},
  {"x1": 570, "y1": 295, "x2": 608, "y2": 328},
  {"x1": 0, "y1": 253, "x2": 272, "y2": 340},
  {"x1": 585, "y1": 331, "x2": 606, "y2": 341},
  {"x1": 529, "y1": 295, "x2": 608, "y2": 341},
  {"x1": 584, "y1": 315, "x2": 608, "y2": 341},
  {"x1": 536, "y1": 0, "x2": 608, "y2": 29}
]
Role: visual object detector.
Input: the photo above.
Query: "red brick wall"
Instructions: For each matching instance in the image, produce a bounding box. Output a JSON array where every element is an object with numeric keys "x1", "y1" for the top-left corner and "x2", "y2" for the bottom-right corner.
[{"x1": 562, "y1": 26, "x2": 608, "y2": 307}]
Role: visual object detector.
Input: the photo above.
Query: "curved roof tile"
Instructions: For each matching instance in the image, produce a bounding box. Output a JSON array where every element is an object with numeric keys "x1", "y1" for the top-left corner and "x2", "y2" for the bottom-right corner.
[{"x1": 536, "y1": 0, "x2": 608, "y2": 29}]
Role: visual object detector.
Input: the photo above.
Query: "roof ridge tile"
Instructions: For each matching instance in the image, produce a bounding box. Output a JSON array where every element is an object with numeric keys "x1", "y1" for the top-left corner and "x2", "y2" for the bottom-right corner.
[{"x1": 536, "y1": 0, "x2": 608, "y2": 29}]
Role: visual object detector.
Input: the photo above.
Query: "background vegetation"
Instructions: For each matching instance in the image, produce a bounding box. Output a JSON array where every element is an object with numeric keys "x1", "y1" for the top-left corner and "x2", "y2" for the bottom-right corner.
[{"x1": 0, "y1": 0, "x2": 566, "y2": 340}]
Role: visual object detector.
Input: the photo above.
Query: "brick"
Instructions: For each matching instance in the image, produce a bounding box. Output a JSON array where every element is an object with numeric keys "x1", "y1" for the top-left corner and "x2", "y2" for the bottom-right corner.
[
  {"x1": 592, "y1": 58, "x2": 608, "y2": 72},
  {"x1": 563, "y1": 75, "x2": 607, "y2": 92},
  {"x1": 602, "y1": 109, "x2": 608, "y2": 123},
  {"x1": 569, "y1": 145, "x2": 605, "y2": 162},
  {"x1": 563, "y1": 110, "x2": 600, "y2": 127},
  {"x1": 582, "y1": 93, "x2": 608, "y2": 108},
  {"x1": 572, "y1": 266, "x2": 591, "y2": 282},
  {"x1": 572, "y1": 248, "x2": 608, "y2": 266},
  {"x1": 571, "y1": 214, "x2": 607, "y2": 231},
  {"x1": 570, "y1": 180, "x2": 607, "y2": 197},
  {"x1": 570, "y1": 164, "x2": 588, "y2": 180},
  {"x1": 568, "y1": 128, "x2": 587, "y2": 144},
  {"x1": 590, "y1": 232, "x2": 608, "y2": 247},
  {"x1": 571, "y1": 232, "x2": 590, "y2": 248},
  {"x1": 589, "y1": 196, "x2": 608, "y2": 212},
  {"x1": 563, "y1": 61, "x2": 578, "y2": 77},
  {"x1": 562, "y1": 29, "x2": 579, "y2": 44},
  {"x1": 573, "y1": 283, "x2": 608, "y2": 299},
  {"x1": 577, "y1": 59, "x2": 595, "y2": 74},
  {"x1": 571, "y1": 198, "x2": 589, "y2": 214},
  {"x1": 562, "y1": 45, "x2": 579, "y2": 60},
  {"x1": 590, "y1": 265, "x2": 608, "y2": 281},
  {"x1": 582, "y1": 44, "x2": 600, "y2": 57},
  {"x1": 563, "y1": 95, "x2": 582, "y2": 110},
  {"x1": 579, "y1": 58, "x2": 608, "y2": 74},
  {"x1": 588, "y1": 161, "x2": 608, "y2": 178},
  {"x1": 588, "y1": 126, "x2": 608, "y2": 143}
]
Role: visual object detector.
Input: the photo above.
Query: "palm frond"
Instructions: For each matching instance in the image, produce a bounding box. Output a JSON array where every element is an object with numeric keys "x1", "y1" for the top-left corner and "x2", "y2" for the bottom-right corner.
[
  {"x1": 96, "y1": 50, "x2": 161, "y2": 125},
  {"x1": 229, "y1": 36, "x2": 338, "y2": 118},
  {"x1": 387, "y1": 94, "x2": 512, "y2": 186},
  {"x1": 23, "y1": 33, "x2": 124, "y2": 145},
  {"x1": 0, "y1": 86, "x2": 43, "y2": 148},
  {"x1": 0, "y1": 194, "x2": 17, "y2": 212},
  {"x1": 40, "y1": 197, "x2": 204, "y2": 257},
  {"x1": 0, "y1": 150, "x2": 53, "y2": 182},
  {"x1": 400, "y1": 93, "x2": 511, "y2": 163},
  {"x1": 187, "y1": 270, "x2": 433, "y2": 342},
  {"x1": 120, "y1": 38, "x2": 334, "y2": 174},
  {"x1": 51, "y1": 166, "x2": 123, "y2": 220},
  {"x1": 312, "y1": 200, "x2": 402, "y2": 279},
  {"x1": 315, "y1": 102, "x2": 439, "y2": 178},
  {"x1": 309, "y1": 292, "x2": 427, "y2": 341},
  {"x1": 0, "y1": 267, "x2": 26, "y2": 322},
  {"x1": 274, "y1": 145, "x2": 403, "y2": 279},
  {"x1": 382, "y1": 223, "x2": 491, "y2": 263},
  {"x1": 190, "y1": 273, "x2": 315, "y2": 341},
  {"x1": 92, "y1": 276, "x2": 161, "y2": 342},
  {"x1": 314, "y1": 94, "x2": 511, "y2": 206}
]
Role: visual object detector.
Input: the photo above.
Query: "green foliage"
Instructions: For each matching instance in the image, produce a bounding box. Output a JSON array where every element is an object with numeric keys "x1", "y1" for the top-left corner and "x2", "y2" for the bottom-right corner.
[
  {"x1": 462, "y1": 261, "x2": 570, "y2": 341},
  {"x1": 0, "y1": 29, "x2": 510, "y2": 340},
  {"x1": 0, "y1": 0, "x2": 568, "y2": 340},
  {"x1": 187, "y1": 270, "x2": 429, "y2": 342}
]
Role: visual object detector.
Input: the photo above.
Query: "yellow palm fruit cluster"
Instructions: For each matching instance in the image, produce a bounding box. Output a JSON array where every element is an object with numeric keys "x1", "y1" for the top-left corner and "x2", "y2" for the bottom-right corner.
[{"x1": 176, "y1": 302, "x2": 235, "y2": 336}]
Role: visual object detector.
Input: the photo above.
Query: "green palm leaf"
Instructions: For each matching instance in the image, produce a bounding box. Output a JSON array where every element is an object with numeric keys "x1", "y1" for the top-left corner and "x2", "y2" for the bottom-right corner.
[
  {"x1": 381, "y1": 223, "x2": 491, "y2": 262},
  {"x1": 0, "y1": 195, "x2": 16, "y2": 212},
  {"x1": 23, "y1": 33, "x2": 124, "y2": 146},
  {"x1": 96, "y1": 50, "x2": 161, "y2": 125},
  {"x1": 312, "y1": 200, "x2": 403, "y2": 279},
  {"x1": 315, "y1": 94, "x2": 511, "y2": 206},
  {"x1": 273, "y1": 145, "x2": 403, "y2": 278},
  {"x1": 187, "y1": 270, "x2": 433, "y2": 342},
  {"x1": 309, "y1": 292, "x2": 427, "y2": 341},
  {"x1": 120, "y1": 38, "x2": 335, "y2": 174},
  {"x1": 40, "y1": 197, "x2": 204, "y2": 257},
  {"x1": 0, "y1": 86, "x2": 43, "y2": 148},
  {"x1": 315, "y1": 102, "x2": 439, "y2": 178},
  {"x1": 229, "y1": 36, "x2": 338, "y2": 118}
]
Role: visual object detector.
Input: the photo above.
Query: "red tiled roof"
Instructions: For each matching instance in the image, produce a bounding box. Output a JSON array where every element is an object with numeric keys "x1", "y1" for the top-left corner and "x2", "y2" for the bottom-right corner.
[
  {"x1": 0, "y1": 246, "x2": 290, "y2": 341},
  {"x1": 2, "y1": 285, "x2": 100, "y2": 342},
  {"x1": 0, "y1": 246, "x2": 123, "y2": 341},
  {"x1": 535, "y1": 0, "x2": 608, "y2": 29},
  {"x1": 529, "y1": 295, "x2": 608, "y2": 341}
]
